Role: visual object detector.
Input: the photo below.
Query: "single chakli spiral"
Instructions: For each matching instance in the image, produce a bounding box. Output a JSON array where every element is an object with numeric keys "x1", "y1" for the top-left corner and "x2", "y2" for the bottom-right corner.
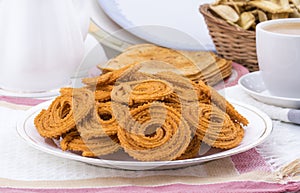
[
  {"x1": 60, "y1": 131, "x2": 120, "y2": 157},
  {"x1": 82, "y1": 63, "x2": 139, "y2": 87},
  {"x1": 111, "y1": 79, "x2": 174, "y2": 106},
  {"x1": 196, "y1": 80, "x2": 249, "y2": 126},
  {"x1": 155, "y1": 71, "x2": 199, "y2": 102},
  {"x1": 196, "y1": 104, "x2": 244, "y2": 149},
  {"x1": 34, "y1": 88, "x2": 94, "y2": 139},
  {"x1": 177, "y1": 135, "x2": 201, "y2": 160},
  {"x1": 116, "y1": 102, "x2": 192, "y2": 161},
  {"x1": 77, "y1": 102, "x2": 119, "y2": 139}
]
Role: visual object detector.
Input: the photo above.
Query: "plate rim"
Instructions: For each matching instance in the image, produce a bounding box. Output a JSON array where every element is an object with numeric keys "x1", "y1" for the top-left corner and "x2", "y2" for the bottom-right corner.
[{"x1": 17, "y1": 100, "x2": 272, "y2": 170}]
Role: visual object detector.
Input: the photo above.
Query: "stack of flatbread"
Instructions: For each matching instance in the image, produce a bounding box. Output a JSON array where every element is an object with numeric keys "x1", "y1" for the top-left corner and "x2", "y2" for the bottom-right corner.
[{"x1": 98, "y1": 44, "x2": 232, "y2": 86}]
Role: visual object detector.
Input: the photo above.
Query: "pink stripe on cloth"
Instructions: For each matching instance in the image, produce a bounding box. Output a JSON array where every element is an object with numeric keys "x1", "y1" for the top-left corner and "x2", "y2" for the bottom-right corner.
[
  {"x1": 231, "y1": 148, "x2": 272, "y2": 174},
  {"x1": 224, "y1": 62, "x2": 249, "y2": 87},
  {"x1": 214, "y1": 62, "x2": 249, "y2": 90},
  {"x1": 1, "y1": 181, "x2": 300, "y2": 193},
  {"x1": 0, "y1": 96, "x2": 46, "y2": 106}
]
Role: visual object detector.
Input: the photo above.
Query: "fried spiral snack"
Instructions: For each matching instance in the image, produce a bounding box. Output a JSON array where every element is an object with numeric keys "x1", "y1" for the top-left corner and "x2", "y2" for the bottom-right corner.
[
  {"x1": 111, "y1": 79, "x2": 174, "y2": 106},
  {"x1": 196, "y1": 104, "x2": 244, "y2": 149},
  {"x1": 34, "y1": 60, "x2": 249, "y2": 162},
  {"x1": 82, "y1": 63, "x2": 140, "y2": 87},
  {"x1": 116, "y1": 102, "x2": 192, "y2": 161},
  {"x1": 77, "y1": 102, "x2": 119, "y2": 139},
  {"x1": 196, "y1": 80, "x2": 249, "y2": 126},
  {"x1": 34, "y1": 88, "x2": 94, "y2": 139},
  {"x1": 81, "y1": 64, "x2": 131, "y2": 86},
  {"x1": 60, "y1": 131, "x2": 120, "y2": 157},
  {"x1": 93, "y1": 85, "x2": 113, "y2": 102},
  {"x1": 155, "y1": 71, "x2": 199, "y2": 102},
  {"x1": 177, "y1": 136, "x2": 202, "y2": 160}
]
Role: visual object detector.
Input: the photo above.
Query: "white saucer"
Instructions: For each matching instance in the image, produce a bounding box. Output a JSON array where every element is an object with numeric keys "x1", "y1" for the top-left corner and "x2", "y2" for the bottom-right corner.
[{"x1": 238, "y1": 71, "x2": 300, "y2": 109}]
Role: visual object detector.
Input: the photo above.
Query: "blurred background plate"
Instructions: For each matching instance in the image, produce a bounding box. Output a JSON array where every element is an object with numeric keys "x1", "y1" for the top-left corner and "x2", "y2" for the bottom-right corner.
[
  {"x1": 86, "y1": 0, "x2": 146, "y2": 54},
  {"x1": 97, "y1": 0, "x2": 215, "y2": 51}
]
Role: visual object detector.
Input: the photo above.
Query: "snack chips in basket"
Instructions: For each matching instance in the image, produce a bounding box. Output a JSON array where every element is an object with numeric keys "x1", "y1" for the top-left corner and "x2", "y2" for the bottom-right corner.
[{"x1": 210, "y1": 0, "x2": 300, "y2": 30}]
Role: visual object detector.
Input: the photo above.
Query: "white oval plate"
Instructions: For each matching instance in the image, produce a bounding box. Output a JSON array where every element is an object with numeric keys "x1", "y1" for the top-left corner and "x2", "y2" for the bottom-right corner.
[
  {"x1": 238, "y1": 71, "x2": 300, "y2": 109},
  {"x1": 97, "y1": 0, "x2": 215, "y2": 51},
  {"x1": 17, "y1": 100, "x2": 272, "y2": 170}
]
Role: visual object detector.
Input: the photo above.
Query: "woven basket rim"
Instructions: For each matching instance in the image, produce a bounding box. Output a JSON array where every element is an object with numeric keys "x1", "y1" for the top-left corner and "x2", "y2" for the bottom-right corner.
[
  {"x1": 199, "y1": 4, "x2": 255, "y2": 36},
  {"x1": 199, "y1": 4, "x2": 259, "y2": 71}
]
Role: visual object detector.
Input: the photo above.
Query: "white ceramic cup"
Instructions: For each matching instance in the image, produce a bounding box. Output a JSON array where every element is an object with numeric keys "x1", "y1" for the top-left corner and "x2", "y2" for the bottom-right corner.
[{"x1": 256, "y1": 18, "x2": 300, "y2": 98}]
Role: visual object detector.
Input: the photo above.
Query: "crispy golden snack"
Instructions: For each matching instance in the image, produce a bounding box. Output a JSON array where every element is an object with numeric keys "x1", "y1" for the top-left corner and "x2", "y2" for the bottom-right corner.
[
  {"x1": 111, "y1": 79, "x2": 174, "y2": 106},
  {"x1": 210, "y1": 0, "x2": 299, "y2": 31},
  {"x1": 100, "y1": 44, "x2": 200, "y2": 76},
  {"x1": 117, "y1": 102, "x2": 192, "y2": 161},
  {"x1": 176, "y1": 136, "x2": 201, "y2": 160},
  {"x1": 34, "y1": 88, "x2": 94, "y2": 139},
  {"x1": 209, "y1": 4, "x2": 240, "y2": 22},
  {"x1": 60, "y1": 131, "x2": 120, "y2": 157},
  {"x1": 196, "y1": 104, "x2": 244, "y2": 149},
  {"x1": 155, "y1": 71, "x2": 199, "y2": 102},
  {"x1": 34, "y1": 52, "x2": 248, "y2": 162},
  {"x1": 196, "y1": 80, "x2": 249, "y2": 126},
  {"x1": 77, "y1": 102, "x2": 119, "y2": 139},
  {"x1": 99, "y1": 44, "x2": 231, "y2": 86},
  {"x1": 93, "y1": 85, "x2": 113, "y2": 102},
  {"x1": 82, "y1": 63, "x2": 136, "y2": 87}
]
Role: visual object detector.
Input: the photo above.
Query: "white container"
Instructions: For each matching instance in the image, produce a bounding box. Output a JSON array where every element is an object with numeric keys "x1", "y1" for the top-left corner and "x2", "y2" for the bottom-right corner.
[
  {"x1": 0, "y1": 0, "x2": 89, "y2": 92},
  {"x1": 256, "y1": 18, "x2": 300, "y2": 98}
]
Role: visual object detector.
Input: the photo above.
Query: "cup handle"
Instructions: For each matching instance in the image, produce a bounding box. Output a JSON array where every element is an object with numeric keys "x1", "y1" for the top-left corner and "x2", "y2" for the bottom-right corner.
[{"x1": 73, "y1": 0, "x2": 90, "y2": 41}]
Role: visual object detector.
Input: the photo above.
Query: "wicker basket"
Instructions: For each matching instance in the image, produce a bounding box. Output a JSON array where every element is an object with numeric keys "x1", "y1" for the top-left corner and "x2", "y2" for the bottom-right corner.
[{"x1": 200, "y1": 4, "x2": 258, "y2": 72}]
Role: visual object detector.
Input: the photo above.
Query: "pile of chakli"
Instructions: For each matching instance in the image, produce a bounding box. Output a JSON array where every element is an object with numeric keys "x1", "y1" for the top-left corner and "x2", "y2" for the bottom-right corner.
[
  {"x1": 209, "y1": 0, "x2": 300, "y2": 31},
  {"x1": 99, "y1": 44, "x2": 232, "y2": 86},
  {"x1": 34, "y1": 44, "x2": 248, "y2": 162}
]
